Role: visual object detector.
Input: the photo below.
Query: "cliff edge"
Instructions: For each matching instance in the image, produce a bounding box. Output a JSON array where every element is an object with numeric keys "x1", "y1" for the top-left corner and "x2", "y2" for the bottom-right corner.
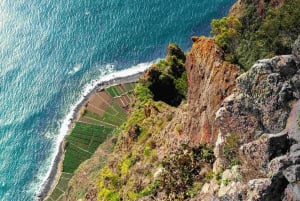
[{"x1": 184, "y1": 37, "x2": 241, "y2": 144}]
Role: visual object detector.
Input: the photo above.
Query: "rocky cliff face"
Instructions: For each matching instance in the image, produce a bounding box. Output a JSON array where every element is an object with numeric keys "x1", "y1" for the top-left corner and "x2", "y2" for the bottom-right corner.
[
  {"x1": 196, "y1": 36, "x2": 300, "y2": 201},
  {"x1": 63, "y1": 34, "x2": 300, "y2": 201},
  {"x1": 59, "y1": 1, "x2": 300, "y2": 198},
  {"x1": 184, "y1": 37, "x2": 241, "y2": 144}
]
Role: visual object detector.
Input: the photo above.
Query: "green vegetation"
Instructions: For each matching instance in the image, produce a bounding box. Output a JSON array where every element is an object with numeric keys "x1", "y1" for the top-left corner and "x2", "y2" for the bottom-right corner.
[
  {"x1": 223, "y1": 133, "x2": 240, "y2": 168},
  {"x1": 123, "y1": 83, "x2": 135, "y2": 92},
  {"x1": 96, "y1": 80, "x2": 174, "y2": 200},
  {"x1": 46, "y1": 173, "x2": 73, "y2": 201},
  {"x1": 98, "y1": 167, "x2": 121, "y2": 201},
  {"x1": 187, "y1": 182, "x2": 204, "y2": 198},
  {"x1": 106, "y1": 86, "x2": 121, "y2": 97},
  {"x1": 85, "y1": 102, "x2": 127, "y2": 127},
  {"x1": 135, "y1": 83, "x2": 153, "y2": 103},
  {"x1": 145, "y1": 43, "x2": 187, "y2": 106},
  {"x1": 138, "y1": 180, "x2": 160, "y2": 197},
  {"x1": 47, "y1": 83, "x2": 134, "y2": 201},
  {"x1": 119, "y1": 156, "x2": 136, "y2": 177},
  {"x1": 211, "y1": 16, "x2": 242, "y2": 57},
  {"x1": 160, "y1": 144, "x2": 215, "y2": 199},
  {"x1": 62, "y1": 122, "x2": 114, "y2": 173},
  {"x1": 211, "y1": 0, "x2": 300, "y2": 69}
]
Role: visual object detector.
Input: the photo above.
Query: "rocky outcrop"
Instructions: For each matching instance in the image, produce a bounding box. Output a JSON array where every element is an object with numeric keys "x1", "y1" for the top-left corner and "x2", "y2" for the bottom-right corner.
[
  {"x1": 217, "y1": 54, "x2": 300, "y2": 142},
  {"x1": 208, "y1": 37, "x2": 300, "y2": 201},
  {"x1": 184, "y1": 37, "x2": 241, "y2": 144}
]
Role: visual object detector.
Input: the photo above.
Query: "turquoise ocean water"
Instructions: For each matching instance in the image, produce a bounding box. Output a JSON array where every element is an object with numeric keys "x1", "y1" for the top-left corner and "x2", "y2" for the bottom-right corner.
[{"x1": 0, "y1": 0, "x2": 235, "y2": 200}]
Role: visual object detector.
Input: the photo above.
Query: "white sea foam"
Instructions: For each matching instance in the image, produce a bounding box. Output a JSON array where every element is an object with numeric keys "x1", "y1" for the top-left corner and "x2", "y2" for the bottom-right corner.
[
  {"x1": 68, "y1": 63, "x2": 83, "y2": 75},
  {"x1": 35, "y1": 59, "x2": 159, "y2": 198}
]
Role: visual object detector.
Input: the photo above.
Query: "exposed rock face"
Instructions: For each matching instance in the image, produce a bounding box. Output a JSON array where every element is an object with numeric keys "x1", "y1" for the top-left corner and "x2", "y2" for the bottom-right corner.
[
  {"x1": 209, "y1": 37, "x2": 300, "y2": 201},
  {"x1": 184, "y1": 37, "x2": 241, "y2": 144},
  {"x1": 217, "y1": 54, "x2": 300, "y2": 142}
]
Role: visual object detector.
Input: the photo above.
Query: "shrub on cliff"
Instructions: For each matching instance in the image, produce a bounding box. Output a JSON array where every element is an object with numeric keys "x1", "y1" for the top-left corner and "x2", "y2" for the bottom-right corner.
[
  {"x1": 237, "y1": 0, "x2": 300, "y2": 69},
  {"x1": 135, "y1": 83, "x2": 153, "y2": 102},
  {"x1": 148, "y1": 67, "x2": 184, "y2": 106},
  {"x1": 159, "y1": 144, "x2": 215, "y2": 199},
  {"x1": 211, "y1": 16, "x2": 242, "y2": 55},
  {"x1": 211, "y1": 0, "x2": 300, "y2": 69},
  {"x1": 142, "y1": 43, "x2": 187, "y2": 106},
  {"x1": 223, "y1": 133, "x2": 240, "y2": 168},
  {"x1": 167, "y1": 43, "x2": 186, "y2": 63}
]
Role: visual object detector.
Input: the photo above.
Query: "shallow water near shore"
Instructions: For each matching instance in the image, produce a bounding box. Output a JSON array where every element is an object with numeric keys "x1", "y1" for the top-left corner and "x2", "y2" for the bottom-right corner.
[{"x1": 0, "y1": 0, "x2": 235, "y2": 200}]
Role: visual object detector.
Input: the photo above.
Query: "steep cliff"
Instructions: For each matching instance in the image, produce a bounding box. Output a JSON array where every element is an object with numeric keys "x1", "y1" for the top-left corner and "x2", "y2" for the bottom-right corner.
[
  {"x1": 59, "y1": 1, "x2": 300, "y2": 200},
  {"x1": 184, "y1": 37, "x2": 241, "y2": 144},
  {"x1": 196, "y1": 36, "x2": 300, "y2": 201}
]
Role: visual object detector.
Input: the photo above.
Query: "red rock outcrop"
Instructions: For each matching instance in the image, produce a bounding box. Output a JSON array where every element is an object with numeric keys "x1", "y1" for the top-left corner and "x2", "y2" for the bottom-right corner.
[{"x1": 184, "y1": 37, "x2": 241, "y2": 144}]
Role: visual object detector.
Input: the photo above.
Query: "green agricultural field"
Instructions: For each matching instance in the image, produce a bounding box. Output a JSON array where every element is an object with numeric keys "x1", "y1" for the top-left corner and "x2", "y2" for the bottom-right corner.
[
  {"x1": 123, "y1": 83, "x2": 135, "y2": 92},
  {"x1": 106, "y1": 85, "x2": 121, "y2": 97},
  {"x1": 63, "y1": 123, "x2": 113, "y2": 173},
  {"x1": 85, "y1": 103, "x2": 126, "y2": 127},
  {"x1": 46, "y1": 173, "x2": 73, "y2": 201},
  {"x1": 47, "y1": 82, "x2": 136, "y2": 201}
]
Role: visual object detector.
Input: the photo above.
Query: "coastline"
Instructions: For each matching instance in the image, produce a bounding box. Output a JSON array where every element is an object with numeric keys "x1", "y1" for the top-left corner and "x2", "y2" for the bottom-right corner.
[{"x1": 36, "y1": 70, "x2": 147, "y2": 201}]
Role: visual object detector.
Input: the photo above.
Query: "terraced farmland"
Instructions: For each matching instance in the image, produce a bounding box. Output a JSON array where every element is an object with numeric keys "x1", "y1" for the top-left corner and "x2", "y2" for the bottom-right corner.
[{"x1": 46, "y1": 82, "x2": 135, "y2": 201}]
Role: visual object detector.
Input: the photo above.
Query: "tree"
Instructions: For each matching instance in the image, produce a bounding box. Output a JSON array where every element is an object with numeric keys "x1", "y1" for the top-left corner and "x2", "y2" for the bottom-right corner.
[{"x1": 211, "y1": 16, "x2": 242, "y2": 54}]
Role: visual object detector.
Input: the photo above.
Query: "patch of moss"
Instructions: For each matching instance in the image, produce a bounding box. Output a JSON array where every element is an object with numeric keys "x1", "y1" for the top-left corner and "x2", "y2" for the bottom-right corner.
[{"x1": 144, "y1": 146, "x2": 151, "y2": 157}]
